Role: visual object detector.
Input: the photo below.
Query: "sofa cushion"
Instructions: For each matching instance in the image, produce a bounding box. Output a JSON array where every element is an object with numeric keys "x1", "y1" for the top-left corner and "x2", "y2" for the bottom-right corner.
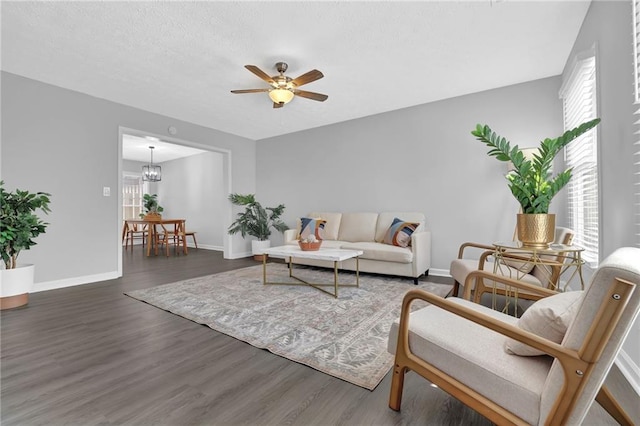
[
  {"x1": 341, "y1": 242, "x2": 413, "y2": 263},
  {"x1": 383, "y1": 218, "x2": 420, "y2": 248},
  {"x1": 337, "y1": 213, "x2": 378, "y2": 242},
  {"x1": 308, "y1": 212, "x2": 342, "y2": 240},
  {"x1": 375, "y1": 212, "x2": 426, "y2": 242},
  {"x1": 298, "y1": 217, "x2": 326, "y2": 241}
]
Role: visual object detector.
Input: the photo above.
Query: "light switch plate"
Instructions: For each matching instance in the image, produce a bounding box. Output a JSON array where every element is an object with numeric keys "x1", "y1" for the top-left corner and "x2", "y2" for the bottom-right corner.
[{"x1": 103, "y1": 187, "x2": 111, "y2": 197}]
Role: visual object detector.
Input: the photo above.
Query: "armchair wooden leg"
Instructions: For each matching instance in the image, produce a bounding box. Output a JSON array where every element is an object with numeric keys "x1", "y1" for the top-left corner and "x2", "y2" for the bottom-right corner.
[
  {"x1": 389, "y1": 362, "x2": 408, "y2": 411},
  {"x1": 596, "y1": 385, "x2": 634, "y2": 426}
]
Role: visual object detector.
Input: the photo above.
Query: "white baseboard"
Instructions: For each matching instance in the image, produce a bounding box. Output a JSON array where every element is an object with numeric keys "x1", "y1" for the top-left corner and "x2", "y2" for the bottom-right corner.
[
  {"x1": 615, "y1": 350, "x2": 640, "y2": 396},
  {"x1": 226, "y1": 251, "x2": 252, "y2": 259},
  {"x1": 33, "y1": 271, "x2": 120, "y2": 293},
  {"x1": 187, "y1": 244, "x2": 223, "y2": 251},
  {"x1": 429, "y1": 268, "x2": 451, "y2": 277}
]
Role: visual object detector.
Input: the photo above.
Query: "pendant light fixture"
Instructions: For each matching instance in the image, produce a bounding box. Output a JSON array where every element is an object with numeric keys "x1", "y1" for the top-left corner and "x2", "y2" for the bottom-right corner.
[{"x1": 142, "y1": 146, "x2": 161, "y2": 182}]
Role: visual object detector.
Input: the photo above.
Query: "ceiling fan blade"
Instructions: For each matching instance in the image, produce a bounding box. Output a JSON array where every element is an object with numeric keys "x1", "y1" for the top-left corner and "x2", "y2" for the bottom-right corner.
[
  {"x1": 293, "y1": 89, "x2": 328, "y2": 102},
  {"x1": 291, "y1": 69, "x2": 324, "y2": 87},
  {"x1": 245, "y1": 65, "x2": 276, "y2": 85},
  {"x1": 230, "y1": 89, "x2": 270, "y2": 94},
  {"x1": 273, "y1": 102, "x2": 284, "y2": 109}
]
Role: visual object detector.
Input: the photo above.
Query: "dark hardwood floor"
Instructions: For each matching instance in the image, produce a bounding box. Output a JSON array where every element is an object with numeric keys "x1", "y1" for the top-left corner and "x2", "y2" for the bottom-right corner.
[{"x1": 1, "y1": 248, "x2": 638, "y2": 425}]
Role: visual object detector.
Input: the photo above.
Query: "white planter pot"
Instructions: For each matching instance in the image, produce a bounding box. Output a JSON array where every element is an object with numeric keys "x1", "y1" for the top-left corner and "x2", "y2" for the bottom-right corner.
[
  {"x1": 0, "y1": 264, "x2": 35, "y2": 309},
  {"x1": 251, "y1": 240, "x2": 271, "y2": 256}
]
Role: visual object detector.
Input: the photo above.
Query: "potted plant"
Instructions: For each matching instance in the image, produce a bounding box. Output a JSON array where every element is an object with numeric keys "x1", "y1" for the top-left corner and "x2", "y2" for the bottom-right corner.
[
  {"x1": 471, "y1": 117, "x2": 600, "y2": 248},
  {"x1": 0, "y1": 181, "x2": 51, "y2": 309},
  {"x1": 227, "y1": 193, "x2": 288, "y2": 260},
  {"x1": 139, "y1": 193, "x2": 164, "y2": 220}
]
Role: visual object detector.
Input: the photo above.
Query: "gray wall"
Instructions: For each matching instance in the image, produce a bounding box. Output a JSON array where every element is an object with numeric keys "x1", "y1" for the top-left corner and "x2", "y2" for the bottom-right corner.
[
  {"x1": 564, "y1": 0, "x2": 639, "y2": 383},
  {"x1": 1, "y1": 71, "x2": 256, "y2": 287},
  {"x1": 257, "y1": 76, "x2": 563, "y2": 274},
  {"x1": 158, "y1": 152, "x2": 226, "y2": 249}
]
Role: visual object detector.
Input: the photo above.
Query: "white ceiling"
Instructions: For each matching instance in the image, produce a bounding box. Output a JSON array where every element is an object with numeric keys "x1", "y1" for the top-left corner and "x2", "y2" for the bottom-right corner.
[
  {"x1": 1, "y1": 1, "x2": 591, "y2": 141},
  {"x1": 122, "y1": 134, "x2": 208, "y2": 163}
]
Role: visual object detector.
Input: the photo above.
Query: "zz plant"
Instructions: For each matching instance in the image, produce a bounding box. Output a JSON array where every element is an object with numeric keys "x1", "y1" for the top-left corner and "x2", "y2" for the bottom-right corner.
[
  {"x1": 228, "y1": 193, "x2": 288, "y2": 241},
  {"x1": 0, "y1": 181, "x2": 51, "y2": 269},
  {"x1": 471, "y1": 118, "x2": 600, "y2": 214}
]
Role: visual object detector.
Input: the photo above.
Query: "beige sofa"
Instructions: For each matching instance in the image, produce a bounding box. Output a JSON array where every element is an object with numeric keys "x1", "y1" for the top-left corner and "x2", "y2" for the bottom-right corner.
[{"x1": 283, "y1": 212, "x2": 431, "y2": 284}]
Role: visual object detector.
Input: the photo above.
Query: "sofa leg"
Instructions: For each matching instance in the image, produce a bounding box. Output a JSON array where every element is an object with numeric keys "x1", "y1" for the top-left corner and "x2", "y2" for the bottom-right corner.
[
  {"x1": 424, "y1": 269, "x2": 429, "y2": 277},
  {"x1": 413, "y1": 278, "x2": 419, "y2": 285}
]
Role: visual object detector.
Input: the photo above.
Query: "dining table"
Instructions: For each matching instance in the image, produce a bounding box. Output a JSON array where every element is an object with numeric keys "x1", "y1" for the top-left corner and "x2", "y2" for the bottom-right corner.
[{"x1": 122, "y1": 218, "x2": 188, "y2": 256}]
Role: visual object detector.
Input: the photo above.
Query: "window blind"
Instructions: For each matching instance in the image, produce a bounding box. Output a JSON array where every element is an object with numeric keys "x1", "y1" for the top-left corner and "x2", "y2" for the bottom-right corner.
[
  {"x1": 560, "y1": 55, "x2": 599, "y2": 264},
  {"x1": 634, "y1": 1, "x2": 640, "y2": 246}
]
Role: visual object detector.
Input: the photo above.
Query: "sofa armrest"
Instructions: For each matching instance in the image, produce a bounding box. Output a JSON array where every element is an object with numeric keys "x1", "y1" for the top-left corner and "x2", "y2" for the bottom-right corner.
[
  {"x1": 411, "y1": 230, "x2": 431, "y2": 277},
  {"x1": 284, "y1": 229, "x2": 297, "y2": 243}
]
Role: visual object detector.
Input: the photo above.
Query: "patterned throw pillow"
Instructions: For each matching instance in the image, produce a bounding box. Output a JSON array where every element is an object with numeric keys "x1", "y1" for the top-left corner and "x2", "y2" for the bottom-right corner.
[
  {"x1": 298, "y1": 217, "x2": 326, "y2": 241},
  {"x1": 383, "y1": 218, "x2": 419, "y2": 248}
]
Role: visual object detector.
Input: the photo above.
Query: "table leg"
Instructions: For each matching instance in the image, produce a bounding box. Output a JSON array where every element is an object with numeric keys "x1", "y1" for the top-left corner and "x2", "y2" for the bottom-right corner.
[
  {"x1": 333, "y1": 261, "x2": 339, "y2": 298},
  {"x1": 146, "y1": 224, "x2": 154, "y2": 256},
  {"x1": 263, "y1": 253, "x2": 267, "y2": 285}
]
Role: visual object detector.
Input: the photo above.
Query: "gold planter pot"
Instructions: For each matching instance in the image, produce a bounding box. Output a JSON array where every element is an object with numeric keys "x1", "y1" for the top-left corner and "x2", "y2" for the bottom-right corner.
[{"x1": 517, "y1": 213, "x2": 555, "y2": 249}]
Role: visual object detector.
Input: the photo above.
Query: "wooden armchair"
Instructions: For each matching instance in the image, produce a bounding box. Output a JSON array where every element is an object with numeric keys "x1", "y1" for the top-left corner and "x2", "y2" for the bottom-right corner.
[
  {"x1": 450, "y1": 227, "x2": 574, "y2": 302},
  {"x1": 388, "y1": 247, "x2": 639, "y2": 425}
]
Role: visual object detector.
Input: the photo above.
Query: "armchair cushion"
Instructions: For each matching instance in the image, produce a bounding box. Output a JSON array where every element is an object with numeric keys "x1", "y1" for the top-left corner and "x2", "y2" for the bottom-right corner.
[
  {"x1": 502, "y1": 257, "x2": 535, "y2": 274},
  {"x1": 451, "y1": 258, "x2": 543, "y2": 290},
  {"x1": 504, "y1": 290, "x2": 583, "y2": 356}
]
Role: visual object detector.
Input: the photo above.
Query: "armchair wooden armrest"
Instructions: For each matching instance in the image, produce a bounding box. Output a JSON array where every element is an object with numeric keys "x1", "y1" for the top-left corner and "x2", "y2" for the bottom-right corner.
[
  {"x1": 463, "y1": 270, "x2": 560, "y2": 302},
  {"x1": 457, "y1": 242, "x2": 495, "y2": 259}
]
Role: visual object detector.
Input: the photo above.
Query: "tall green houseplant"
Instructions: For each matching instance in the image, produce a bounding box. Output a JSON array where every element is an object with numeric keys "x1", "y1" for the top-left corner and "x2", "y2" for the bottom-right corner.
[
  {"x1": 139, "y1": 193, "x2": 164, "y2": 218},
  {"x1": 0, "y1": 181, "x2": 52, "y2": 269},
  {"x1": 471, "y1": 118, "x2": 601, "y2": 214},
  {"x1": 227, "y1": 193, "x2": 288, "y2": 241}
]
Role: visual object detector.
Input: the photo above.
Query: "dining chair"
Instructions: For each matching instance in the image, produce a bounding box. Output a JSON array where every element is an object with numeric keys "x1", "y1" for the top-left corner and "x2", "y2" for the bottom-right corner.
[
  {"x1": 388, "y1": 247, "x2": 639, "y2": 425},
  {"x1": 156, "y1": 220, "x2": 187, "y2": 256},
  {"x1": 123, "y1": 222, "x2": 148, "y2": 251},
  {"x1": 184, "y1": 230, "x2": 198, "y2": 249}
]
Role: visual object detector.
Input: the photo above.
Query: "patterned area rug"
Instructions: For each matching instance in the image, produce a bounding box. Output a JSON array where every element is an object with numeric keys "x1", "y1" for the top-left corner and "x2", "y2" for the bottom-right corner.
[{"x1": 125, "y1": 263, "x2": 452, "y2": 390}]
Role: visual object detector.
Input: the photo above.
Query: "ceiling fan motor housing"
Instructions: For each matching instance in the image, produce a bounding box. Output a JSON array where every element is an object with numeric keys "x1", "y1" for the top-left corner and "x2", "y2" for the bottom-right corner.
[{"x1": 275, "y1": 62, "x2": 288, "y2": 73}]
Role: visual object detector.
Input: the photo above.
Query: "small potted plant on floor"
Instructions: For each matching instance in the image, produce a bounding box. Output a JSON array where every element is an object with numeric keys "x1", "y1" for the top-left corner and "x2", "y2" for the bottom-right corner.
[
  {"x1": 0, "y1": 181, "x2": 51, "y2": 309},
  {"x1": 471, "y1": 117, "x2": 600, "y2": 248},
  {"x1": 139, "y1": 193, "x2": 164, "y2": 220},
  {"x1": 227, "y1": 193, "x2": 288, "y2": 260}
]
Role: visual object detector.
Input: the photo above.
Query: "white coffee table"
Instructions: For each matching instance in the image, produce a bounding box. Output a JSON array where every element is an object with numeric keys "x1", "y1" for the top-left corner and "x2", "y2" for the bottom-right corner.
[{"x1": 262, "y1": 245, "x2": 364, "y2": 298}]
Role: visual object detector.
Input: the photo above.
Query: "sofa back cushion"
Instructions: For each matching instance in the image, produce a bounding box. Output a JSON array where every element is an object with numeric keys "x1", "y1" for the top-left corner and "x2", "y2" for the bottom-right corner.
[
  {"x1": 337, "y1": 213, "x2": 379, "y2": 242},
  {"x1": 308, "y1": 212, "x2": 342, "y2": 240},
  {"x1": 375, "y1": 212, "x2": 426, "y2": 242}
]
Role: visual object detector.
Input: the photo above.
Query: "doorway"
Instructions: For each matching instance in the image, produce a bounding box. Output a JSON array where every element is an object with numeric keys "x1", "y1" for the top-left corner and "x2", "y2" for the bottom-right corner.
[{"x1": 118, "y1": 127, "x2": 232, "y2": 277}]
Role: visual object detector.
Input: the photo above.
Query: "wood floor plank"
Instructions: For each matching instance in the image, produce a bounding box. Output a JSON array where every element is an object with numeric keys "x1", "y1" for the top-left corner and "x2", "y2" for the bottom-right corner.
[{"x1": 1, "y1": 248, "x2": 638, "y2": 425}]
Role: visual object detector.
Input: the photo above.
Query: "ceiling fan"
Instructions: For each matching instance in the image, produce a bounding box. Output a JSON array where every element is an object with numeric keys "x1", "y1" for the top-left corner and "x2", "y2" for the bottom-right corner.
[{"x1": 231, "y1": 62, "x2": 328, "y2": 109}]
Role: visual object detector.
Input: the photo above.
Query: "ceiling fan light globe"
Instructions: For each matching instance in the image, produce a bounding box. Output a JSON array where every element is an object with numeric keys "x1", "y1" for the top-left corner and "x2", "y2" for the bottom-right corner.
[{"x1": 269, "y1": 89, "x2": 294, "y2": 104}]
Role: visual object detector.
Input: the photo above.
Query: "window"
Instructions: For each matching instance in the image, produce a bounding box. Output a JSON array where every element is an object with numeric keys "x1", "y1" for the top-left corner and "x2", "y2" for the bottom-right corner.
[
  {"x1": 123, "y1": 174, "x2": 144, "y2": 220},
  {"x1": 634, "y1": 0, "x2": 640, "y2": 246},
  {"x1": 560, "y1": 53, "x2": 599, "y2": 264}
]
